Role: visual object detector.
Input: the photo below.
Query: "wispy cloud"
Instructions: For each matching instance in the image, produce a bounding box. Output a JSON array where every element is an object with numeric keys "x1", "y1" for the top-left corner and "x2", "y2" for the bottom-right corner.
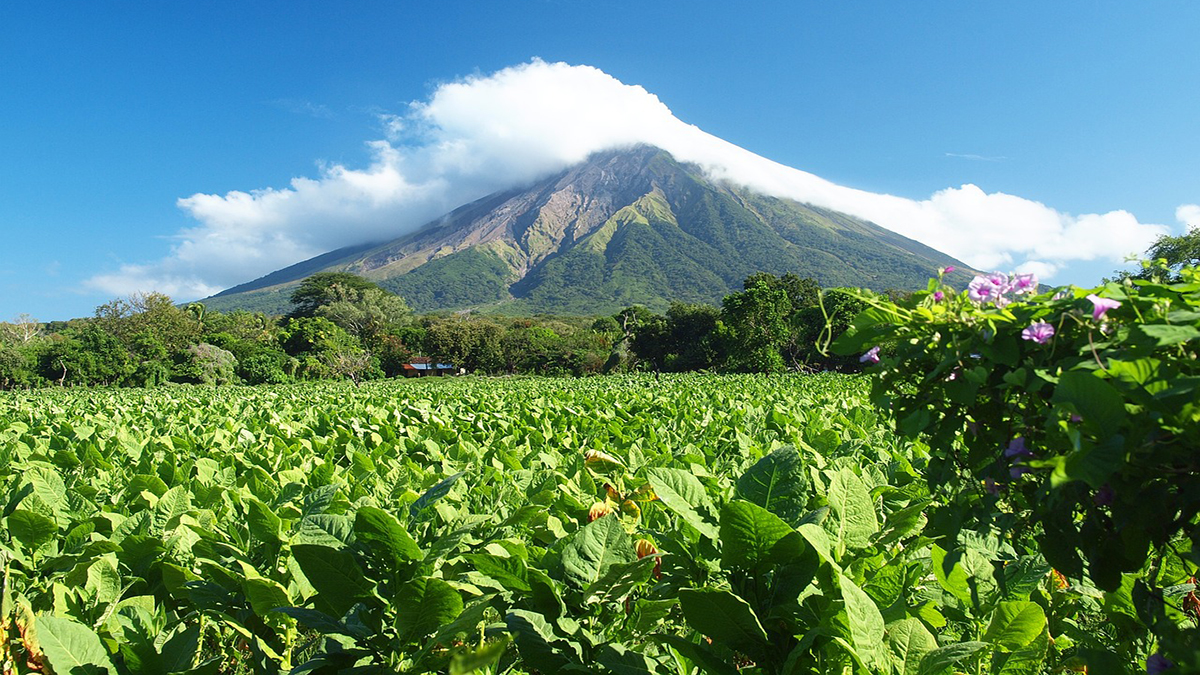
[
  {"x1": 85, "y1": 60, "x2": 1174, "y2": 299},
  {"x1": 269, "y1": 98, "x2": 335, "y2": 119},
  {"x1": 944, "y1": 152, "x2": 1008, "y2": 162}
]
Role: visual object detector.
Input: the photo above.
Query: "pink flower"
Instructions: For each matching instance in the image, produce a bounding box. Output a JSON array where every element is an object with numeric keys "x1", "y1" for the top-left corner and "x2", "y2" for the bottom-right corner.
[
  {"x1": 968, "y1": 275, "x2": 1002, "y2": 303},
  {"x1": 944, "y1": 266, "x2": 956, "y2": 274},
  {"x1": 1021, "y1": 321, "x2": 1055, "y2": 344},
  {"x1": 1011, "y1": 273, "x2": 1038, "y2": 295},
  {"x1": 933, "y1": 290, "x2": 945, "y2": 301},
  {"x1": 1086, "y1": 294, "x2": 1121, "y2": 320},
  {"x1": 859, "y1": 346, "x2": 881, "y2": 364}
]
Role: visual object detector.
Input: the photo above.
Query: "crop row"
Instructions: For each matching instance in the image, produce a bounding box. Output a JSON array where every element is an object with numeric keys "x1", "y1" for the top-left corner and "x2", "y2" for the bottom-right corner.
[{"x1": 1, "y1": 375, "x2": 1115, "y2": 673}]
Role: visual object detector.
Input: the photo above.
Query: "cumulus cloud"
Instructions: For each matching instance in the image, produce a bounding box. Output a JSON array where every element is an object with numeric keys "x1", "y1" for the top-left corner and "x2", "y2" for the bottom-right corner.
[
  {"x1": 1178, "y1": 204, "x2": 1200, "y2": 230},
  {"x1": 85, "y1": 59, "x2": 1175, "y2": 298}
]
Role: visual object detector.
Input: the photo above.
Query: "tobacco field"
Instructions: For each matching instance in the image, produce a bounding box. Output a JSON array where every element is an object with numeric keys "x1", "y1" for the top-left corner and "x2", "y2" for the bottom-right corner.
[{"x1": 0, "y1": 373, "x2": 1179, "y2": 674}]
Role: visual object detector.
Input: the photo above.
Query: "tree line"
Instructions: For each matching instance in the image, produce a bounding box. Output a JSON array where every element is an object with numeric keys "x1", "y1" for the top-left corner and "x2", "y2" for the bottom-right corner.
[{"x1": 0, "y1": 271, "x2": 869, "y2": 389}]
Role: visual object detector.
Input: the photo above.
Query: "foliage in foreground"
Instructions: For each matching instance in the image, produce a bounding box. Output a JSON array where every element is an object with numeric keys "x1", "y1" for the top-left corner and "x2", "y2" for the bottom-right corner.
[
  {"x1": 835, "y1": 264, "x2": 1200, "y2": 671},
  {"x1": 1, "y1": 374, "x2": 1146, "y2": 674}
]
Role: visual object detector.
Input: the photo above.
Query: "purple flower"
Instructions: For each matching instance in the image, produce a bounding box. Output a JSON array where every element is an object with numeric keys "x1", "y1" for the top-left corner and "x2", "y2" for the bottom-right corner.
[
  {"x1": 1011, "y1": 273, "x2": 1038, "y2": 295},
  {"x1": 1146, "y1": 653, "x2": 1173, "y2": 674},
  {"x1": 1005, "y1": 437, "x2": 1033, "y2": 459},
  {"x1": 987, "y1": 272, "x2": 1011, "y2": 291},
  {"x1": 860, "y1": 346, "x2": 881, "y2": 364},
  {"x1": 944, "y1": 266, "x2": 956, "y2": 274},
  {"x1": 933, "y1": 290, "x2": 945, "y2": 302},
  {"x1": 968, "y1": 275, "x2": 1002, "y2": 303},
  {"x1": 1070, "y1": 413, "x2": 1082, "y2": 422},
  {"x1": 983, "y1": 477, "x2": 1000, "y2": 495},
  {"x1": 1093, "y1": 485, "x2": 1115, "y2": 506},
  {"x1": 1086, "y1": 293, "x2": 1121, "y2": 320},
  {"x1": 1021, "y1": 321, "x2": 1055, "y2": 344},
  {"x1": 1010, "y1": 466, "x2": 1031, "y2": 479}
]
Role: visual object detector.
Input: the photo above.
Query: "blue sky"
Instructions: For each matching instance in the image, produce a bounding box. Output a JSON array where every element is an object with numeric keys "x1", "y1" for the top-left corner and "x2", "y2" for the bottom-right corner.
[{"x1": 2, "y1": 1, "x2": 1197, "y2": 320}]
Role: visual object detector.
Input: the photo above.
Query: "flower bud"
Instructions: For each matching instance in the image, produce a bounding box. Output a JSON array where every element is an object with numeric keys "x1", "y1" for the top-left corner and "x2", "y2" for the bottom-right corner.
[
  {"x1": 635, "y1": 539, "x2": 658, "y2": 559},
  {"x1": 588, "y1": 501, "x2": 611, "y2": 522}
]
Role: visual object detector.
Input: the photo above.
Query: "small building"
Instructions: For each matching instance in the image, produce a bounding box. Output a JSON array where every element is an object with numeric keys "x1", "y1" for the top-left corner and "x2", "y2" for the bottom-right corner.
[{"x1": 401, "y1": 357, "x2": 458, "y2": 377}]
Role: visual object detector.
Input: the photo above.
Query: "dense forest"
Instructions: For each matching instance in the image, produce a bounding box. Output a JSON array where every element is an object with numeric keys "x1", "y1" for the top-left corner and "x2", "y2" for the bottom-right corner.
[{"x1": 0, "y1": 272, "x2": 869, "y2": 389}]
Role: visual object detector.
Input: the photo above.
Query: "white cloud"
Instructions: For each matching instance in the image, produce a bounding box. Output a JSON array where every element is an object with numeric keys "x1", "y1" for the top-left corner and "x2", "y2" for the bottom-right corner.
[
  {"x1": 1178, "y1": 204, "x2": 1200, "y2": 229},
  {"x1": 1014, "y1": 260, "x2": 1059, "y2": 280},
  {"x1": 86, "y1": 59, "x2": 1176, "y2": 298}
]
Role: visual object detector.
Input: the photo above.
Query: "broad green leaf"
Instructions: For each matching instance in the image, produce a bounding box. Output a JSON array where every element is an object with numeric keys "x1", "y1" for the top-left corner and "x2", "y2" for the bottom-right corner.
[
  {"x1": 646, "y1": 467, "x2": 718, "y2": 539},
  {"x1": 450, "y1": 636, "x2": 511, "y2": 675},
  {"x1": 629, "y1": 598, "x2": 678, "y2": 633},
  {"x1": 917, "y1": 641, "x2": 988, "y2": 675},
  {"x1": 1133, "y1": 323, "x2": 1200, "y2": 347},
  {"x1": 595, "y1": 643, "x2": 660, "y2": 675},
  {"x1": 797, "y1": 523, "x2": 837, "y2": 567},
  {"x1": 36, "y1": 615, "x2": 118, "y2": 675},
  {"x1": 585, "y1": 555, "x2": 657, "y2": 605},
  {"x1": 877, "y1": 499, "x2": 930, "y2": 545},
  {"x1": 931, "y1": 544, "x2": 996, "y2": 607},
  {"x1": 464, "y1": 553, "x2": 531, "y2": 593},
  {"x1": 984, "y1": 601, "x2": 1047, "y2": 651},
  {"x1": 397, "y1": 577, "x2": 464, "y2": 645},
  {"x1": 245, "y1": 498, "x2": 281, "y2": 544},
  {"x1": 996, "y1": 626, "x2": 1049, "y2": 674},
  {"x1": 1053, "y1": 371, "x2": 1126, "y2": 437},
  {"x1": 243, "y1": 577, "x2": 291, "y2": 617},
  {"x1": 840, "y1": 574, "x2": 888, "y2": 670},
  {"x1": 719, "y1": 499, "x2": 804, "y2": 571},
  {"x1": 84, "y1": 557, "x2": 121, "y2": 604},
  {"x1": 290, "y1": 544, "x2": 375, "y2": 617},
  {"x1": 677, "y1": 587, "x2": 769, "y2": 655},
  {"x1": 650, "y1": 635, "x2": 740, "y2": 675},
  {"x1": 886, "y1": 618, "x2": 938, "y2": 675},
  {"x1": 7, "y1": 509, "x2": 59, "y2": 549},
  {"x1": 735, "y1": 446, "x2": 809, "y2": 524},
  {"x1": 151, "y1": 485, "x2": 191, "y2": 535},
  {"x1": 506, "y1": 609, "x2": 577, "y2": 672},
  {"x1": 559, "y1": 514, "x2": 636, "y2": 590},
  {"x1": 272, "y1": 607, "x2": 356, "y2": 636},
  {"x1": 1052, "y1": 435, "x2": 1125, "y2": 489},
  {"x1": 410, "y1": 471, "x2": 464, "y2": 518},
  {"x1": 826, "y1": 468, "x2": 878, "y2": 553},
  {"x1": 295, "y1": 513, "x2": 354, "y2": 547},
  {"x1": 355, "y1": 506, "x2": 423, "y2": 567},
  {"x1": 160, "y1": 623, "x2": 202, "y2": 673}
]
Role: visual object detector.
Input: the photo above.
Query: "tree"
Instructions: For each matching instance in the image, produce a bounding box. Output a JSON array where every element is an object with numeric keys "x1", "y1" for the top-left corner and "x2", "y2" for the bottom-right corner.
[
  {"x1": 289, "y1": 272, "x2": 412, "y2": 340},
  {"x1": 664, "y1": 302, "x2": 722, "y2": 371},
  {"x1": 424, "y1": 317, "x2": 504, "y2": 374},
  {"x1": 94, "y1": 292, "x2": 200, "y2": 354},
  {"x1": 317, "y1": 287, "x2": 411, "y2": 339},
  {"x1": 721, "y1": 277, "x2": 791, "y2": 372},
  {"x1": 279, "y1": 316, "x2": 370, "y2": 380},
  {"x1": 177, "y1": 343, "x2": 239, "y2": 385},
  {"x1": 39, "y1": 324, "x2": 132, "y2": 386},
  {"x1": 0, "y1": 314, "x2": 41, "y2": 344},
  {"x1": 1128, "y1": 227, "x2": 1200, "y2": 281}
]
